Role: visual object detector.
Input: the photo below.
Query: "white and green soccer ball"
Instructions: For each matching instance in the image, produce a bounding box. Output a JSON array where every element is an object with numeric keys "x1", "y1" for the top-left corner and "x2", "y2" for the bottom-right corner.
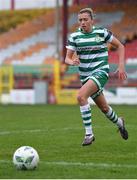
[{"x1": 13, "y1": 146, "x2": 39, "y2": 170}]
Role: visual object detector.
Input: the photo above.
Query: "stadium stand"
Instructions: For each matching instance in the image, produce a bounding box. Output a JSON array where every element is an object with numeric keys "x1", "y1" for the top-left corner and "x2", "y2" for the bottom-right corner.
[
  {"x1": 3, "y1": 42, "x2": 48, "y2": 64},
  {"x1": 0, "y1": 28, "x2": 57, "y2": 65},
  {"x1": 0, "y1": 9, "x2": 55, "y2": 48}
]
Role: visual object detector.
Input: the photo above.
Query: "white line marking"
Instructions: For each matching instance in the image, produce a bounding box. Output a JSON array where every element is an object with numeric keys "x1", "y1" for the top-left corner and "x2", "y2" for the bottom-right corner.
[
  {"x1": 0, "y1": 129, "x2": 43, "y2": 135},
  {"x1": 43, "y1": 161, "x2": 137, "y2": 169},
  {"x1": 0, "y1": 128, "x2": 82, "y2": 135},
  {"x1": 0, "y1": 125, "x2": 133, "y2": 136},
  {"x1": 1, "y1": 160, "x2": 137, "y2": 169}
]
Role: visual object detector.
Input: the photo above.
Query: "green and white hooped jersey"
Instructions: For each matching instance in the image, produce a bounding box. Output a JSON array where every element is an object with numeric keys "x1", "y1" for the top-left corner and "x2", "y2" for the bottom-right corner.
[{"x1": 66, "y1": 26, "x2": 113, "y2": 83}]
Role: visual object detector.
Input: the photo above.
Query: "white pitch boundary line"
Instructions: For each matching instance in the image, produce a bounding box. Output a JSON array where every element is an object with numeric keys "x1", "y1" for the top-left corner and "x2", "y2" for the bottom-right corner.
[
  {"x1": 43, "y1": 161, "x2": 137, "y2": 169},
  {"x1": 0, "y1": 129, "x2": 43, "y2": 135},
  {"x1": 0, "y1": 124, "x2": 133, "y2": 136},
  {"x1": 1, "y1": 160, "x2": 137, "y2": 169},
  {"x1": 0, "y1": 128, "x2": 79, "y2": 135},
  {"x1": 0, "y1": 127, "x2": 84, "y2": 136}
]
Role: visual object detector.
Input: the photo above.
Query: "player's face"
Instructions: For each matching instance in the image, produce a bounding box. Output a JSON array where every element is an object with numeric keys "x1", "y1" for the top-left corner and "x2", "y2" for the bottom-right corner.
[{"x1": 78, "y1": 12, "x2": 93, "y2": 33}]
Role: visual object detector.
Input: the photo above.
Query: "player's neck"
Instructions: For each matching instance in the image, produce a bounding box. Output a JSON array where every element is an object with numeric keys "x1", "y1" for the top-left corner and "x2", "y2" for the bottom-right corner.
[{"x1": 81, "y1": 25, "x2": 94, "y2": 33}]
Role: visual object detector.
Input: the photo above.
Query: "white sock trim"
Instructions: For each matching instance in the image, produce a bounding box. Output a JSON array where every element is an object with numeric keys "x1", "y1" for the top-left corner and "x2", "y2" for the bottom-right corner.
[
  {"x1": 85, "y1": 126, "x2": 92, "y2": 135},
  {"x1": 80, "y1": 104, "x2": 90, "y2": 112},
  {"x1": 116, "y1": 117, "x2": 123, "y2": 128},
  {"x1": 106, "y1": 106, "x2": 113, "y2": 116}
]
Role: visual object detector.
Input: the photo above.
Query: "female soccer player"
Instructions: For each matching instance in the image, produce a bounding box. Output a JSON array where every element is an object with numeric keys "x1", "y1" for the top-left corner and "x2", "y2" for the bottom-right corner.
[{"x1": 65, "y1": 8, "x2": 128, "y2": 146}]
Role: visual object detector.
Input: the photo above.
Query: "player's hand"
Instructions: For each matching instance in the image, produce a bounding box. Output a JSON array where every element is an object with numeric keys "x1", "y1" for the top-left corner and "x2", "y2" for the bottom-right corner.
[
  {"x1": 115, "y1": 67, "x2": 127, "y2": 80},
  {"x1": 72, "y1": 58, "x2": 80, "y2": 66}
]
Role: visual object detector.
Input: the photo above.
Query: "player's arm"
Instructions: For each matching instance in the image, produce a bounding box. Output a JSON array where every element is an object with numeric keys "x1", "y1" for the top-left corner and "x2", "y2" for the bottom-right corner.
[
  {"x1": 110, "y1": 37, "x2": 127, "y2": 80},
  {"x1": 65, "y1": 49, "x2": 80, "y2": 66}
]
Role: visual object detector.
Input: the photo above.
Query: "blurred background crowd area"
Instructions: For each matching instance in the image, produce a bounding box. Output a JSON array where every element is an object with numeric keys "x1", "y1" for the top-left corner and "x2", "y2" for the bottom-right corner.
[{"x1": 0, "y1": 0, "x2": 137, "y2": 104}]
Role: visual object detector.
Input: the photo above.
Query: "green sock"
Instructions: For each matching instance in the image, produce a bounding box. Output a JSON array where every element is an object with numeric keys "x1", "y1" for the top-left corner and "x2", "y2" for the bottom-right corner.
[
  {"x1": 80, "y1": 104, "x2": 93, "y2": 135},
  {"x1": 105, "y1": 106, "x2": 123, "y2": 127}
]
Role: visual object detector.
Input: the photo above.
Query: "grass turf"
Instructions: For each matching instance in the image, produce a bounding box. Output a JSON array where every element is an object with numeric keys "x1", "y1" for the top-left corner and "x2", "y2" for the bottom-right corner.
[{"x1": 0, "y1": 104, "x2": 137, "y2": 179}]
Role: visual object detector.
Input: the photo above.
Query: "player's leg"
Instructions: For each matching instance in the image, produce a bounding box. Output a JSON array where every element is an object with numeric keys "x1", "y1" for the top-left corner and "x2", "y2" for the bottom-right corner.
[
  {"x1": 77, "y1": 79, "x2": 98, "y2": 145},
  {"x1": 93, "y1": 93, "x2": 128, "y2": 140}
]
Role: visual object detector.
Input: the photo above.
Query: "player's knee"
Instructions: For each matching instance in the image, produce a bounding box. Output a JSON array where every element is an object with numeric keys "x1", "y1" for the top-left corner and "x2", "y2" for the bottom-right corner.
[
  {"x1": 101, "y1": 106, "x2": 109, "y2": 114},
  {"x1": 77, "y1": 94, "x2": 86, "y2": 104}
]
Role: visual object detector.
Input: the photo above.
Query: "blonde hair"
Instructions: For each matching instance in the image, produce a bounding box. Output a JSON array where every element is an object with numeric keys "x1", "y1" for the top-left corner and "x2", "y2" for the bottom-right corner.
[{"x1": 79, "y1": 8, "x2": 94, "y2": 19}]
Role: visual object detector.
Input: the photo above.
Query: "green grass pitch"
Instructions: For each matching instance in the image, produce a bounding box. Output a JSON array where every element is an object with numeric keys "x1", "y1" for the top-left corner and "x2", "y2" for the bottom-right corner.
[{"x1": 0, "y1": 104, "x2": 137, "y2": 179}]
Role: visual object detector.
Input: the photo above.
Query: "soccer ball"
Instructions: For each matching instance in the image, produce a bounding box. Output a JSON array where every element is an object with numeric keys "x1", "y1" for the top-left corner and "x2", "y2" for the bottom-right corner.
[{"x1": 13, "y1": 146, "x2": 39, "y2": 170}]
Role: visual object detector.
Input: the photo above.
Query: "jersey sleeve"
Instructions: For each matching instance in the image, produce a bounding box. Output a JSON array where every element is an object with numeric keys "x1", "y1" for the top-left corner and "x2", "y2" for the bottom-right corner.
[
  {"x1": 104, "y1": 28, "x2": 113, "y2": 43},
  {"x1": 66, "y1": 34, "x2": 76, "y2": 51}
]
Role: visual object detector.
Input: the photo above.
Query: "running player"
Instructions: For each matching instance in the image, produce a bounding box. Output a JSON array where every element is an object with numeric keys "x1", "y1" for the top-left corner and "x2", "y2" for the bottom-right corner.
[{"x1": 65, "y1": 8, "x2": 128, "y2": 146}]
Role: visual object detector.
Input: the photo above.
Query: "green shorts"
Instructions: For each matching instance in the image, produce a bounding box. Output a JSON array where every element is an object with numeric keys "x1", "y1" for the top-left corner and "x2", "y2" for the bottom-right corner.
[{"x1": 81, "y1": 71, "x2": 108, "y2": 99}]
